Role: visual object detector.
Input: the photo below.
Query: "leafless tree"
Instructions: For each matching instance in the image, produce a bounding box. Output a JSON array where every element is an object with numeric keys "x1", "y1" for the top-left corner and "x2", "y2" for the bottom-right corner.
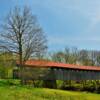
[{"x1": 0, "y1": 6, "x2": 47, "y2": 83}]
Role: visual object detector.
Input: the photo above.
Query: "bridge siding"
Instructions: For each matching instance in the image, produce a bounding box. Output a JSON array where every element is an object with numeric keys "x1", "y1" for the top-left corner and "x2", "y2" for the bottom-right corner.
[
  {"x1": 13, "y1": 67, "x2": 100, "y2": 80},
  {"x1": 46, "y1": 68, "x2": 100, "y2": 80}
]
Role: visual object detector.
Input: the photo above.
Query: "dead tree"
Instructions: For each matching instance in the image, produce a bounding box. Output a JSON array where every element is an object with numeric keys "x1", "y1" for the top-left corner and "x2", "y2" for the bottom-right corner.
[{"x1": 0, "y1": 6, "x2": 47, "y2": 84}]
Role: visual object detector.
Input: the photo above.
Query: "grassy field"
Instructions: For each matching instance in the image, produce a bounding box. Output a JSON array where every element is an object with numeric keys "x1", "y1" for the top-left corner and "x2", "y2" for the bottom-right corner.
[
  {"x1": 0, "y1": 85, "x2": 100, "y2": 100},
  {"x1": 0, "y1": 79, "x2": 99, "y2": 100}
]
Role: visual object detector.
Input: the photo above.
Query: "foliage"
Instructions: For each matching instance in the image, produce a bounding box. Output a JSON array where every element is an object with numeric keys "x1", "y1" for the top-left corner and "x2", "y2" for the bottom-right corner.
[{"x1": 0, "y1": 52, "x2": 15, "y2": 78}]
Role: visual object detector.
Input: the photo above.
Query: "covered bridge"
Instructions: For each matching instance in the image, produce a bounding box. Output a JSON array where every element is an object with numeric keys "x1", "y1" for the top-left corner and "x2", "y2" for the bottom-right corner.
[{"x1": 14, "y1": 60, "x2": 100, "y2": 80}]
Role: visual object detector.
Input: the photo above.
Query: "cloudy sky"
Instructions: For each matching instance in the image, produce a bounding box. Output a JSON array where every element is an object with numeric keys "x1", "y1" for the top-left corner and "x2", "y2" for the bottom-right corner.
[{"x1": 0, "y1": 0, "x2": 100, "y2": 51}]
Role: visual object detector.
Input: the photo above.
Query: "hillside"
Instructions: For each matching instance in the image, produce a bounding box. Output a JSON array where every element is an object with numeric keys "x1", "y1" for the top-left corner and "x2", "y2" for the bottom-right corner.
[{"x1": 0, "y1": 85, "x2": 100, "y2": 100}]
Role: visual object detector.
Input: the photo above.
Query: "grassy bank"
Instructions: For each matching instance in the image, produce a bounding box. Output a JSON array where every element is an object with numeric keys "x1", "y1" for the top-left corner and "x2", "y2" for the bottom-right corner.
[
  {"x1": 0, "y1": 85, "x2": 100, "y2": 100},
  {"x1": 0, "y1": 79, "x2": 100, "y2": 100}
]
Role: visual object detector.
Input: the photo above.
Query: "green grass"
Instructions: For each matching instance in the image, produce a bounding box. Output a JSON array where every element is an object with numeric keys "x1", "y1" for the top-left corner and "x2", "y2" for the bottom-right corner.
[
  {"x1": 0, "y1": 79, "x2": 100, "y2": 100},
  {"x1": 0, "y1": 85, "x2": 100, "y2": 100}
]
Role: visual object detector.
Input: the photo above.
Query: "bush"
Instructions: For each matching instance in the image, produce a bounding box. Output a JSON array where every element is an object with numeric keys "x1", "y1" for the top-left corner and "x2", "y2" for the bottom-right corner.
[{"x1": 0, "y1": 79, "x2": 20, "y2": 86}]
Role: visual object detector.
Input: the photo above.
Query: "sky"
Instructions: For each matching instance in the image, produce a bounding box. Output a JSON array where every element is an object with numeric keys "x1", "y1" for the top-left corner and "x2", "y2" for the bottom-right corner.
[{"x1": 0, "y1": 0, "x2": 100, "y2": 51}]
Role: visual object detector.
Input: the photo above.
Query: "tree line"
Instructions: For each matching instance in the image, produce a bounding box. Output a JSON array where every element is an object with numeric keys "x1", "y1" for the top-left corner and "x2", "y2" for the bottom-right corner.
[{"x1": 50, "y1": 47, "x2": 100, "y2": 66}]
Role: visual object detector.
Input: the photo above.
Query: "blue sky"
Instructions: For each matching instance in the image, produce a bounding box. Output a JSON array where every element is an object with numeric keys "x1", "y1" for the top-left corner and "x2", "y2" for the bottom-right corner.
[{"x1": 0, "y1": 0, "x2": 100, "y2": 51}]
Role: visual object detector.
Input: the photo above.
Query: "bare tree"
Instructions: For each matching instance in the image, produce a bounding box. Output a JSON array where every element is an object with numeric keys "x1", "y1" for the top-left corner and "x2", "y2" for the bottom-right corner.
[
  {"x1": 0, "y1": 6, "x2": 47, "y2": 83},
  {"x1": 64, "y1": 47, "x2": 78, "y2": 64},
  {"x1": 51, "y1": 51, "x2": 65, "y2": 63}
]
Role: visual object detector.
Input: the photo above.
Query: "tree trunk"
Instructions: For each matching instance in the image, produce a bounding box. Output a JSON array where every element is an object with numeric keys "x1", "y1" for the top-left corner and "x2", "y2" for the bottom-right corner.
[{"x1": 19, "y1": 45, "x2": 25, "y2": 85}]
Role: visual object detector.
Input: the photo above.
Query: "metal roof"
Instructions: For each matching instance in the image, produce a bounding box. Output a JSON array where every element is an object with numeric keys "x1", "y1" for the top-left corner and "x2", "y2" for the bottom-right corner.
[{"x1": 17, "y1": 60, "x2": 100, "y2": 71}]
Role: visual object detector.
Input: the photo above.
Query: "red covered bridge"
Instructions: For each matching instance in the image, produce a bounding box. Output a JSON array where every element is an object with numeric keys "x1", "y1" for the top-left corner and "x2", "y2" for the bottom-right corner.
[{"x1": 15, "y1": 60, "x2": 100, "y2": 80}]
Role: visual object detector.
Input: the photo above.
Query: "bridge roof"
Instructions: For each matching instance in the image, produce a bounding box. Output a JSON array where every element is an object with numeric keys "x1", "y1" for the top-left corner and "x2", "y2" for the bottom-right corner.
[{"x1": 17, "y1": 60, "x2": 100, "y2": 71}]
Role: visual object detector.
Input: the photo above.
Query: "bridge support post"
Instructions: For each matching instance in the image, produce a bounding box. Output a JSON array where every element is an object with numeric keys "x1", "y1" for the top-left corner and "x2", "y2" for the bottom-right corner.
[{"x1": 43, "y1": 80, "x2": 57, "y2": 89}]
